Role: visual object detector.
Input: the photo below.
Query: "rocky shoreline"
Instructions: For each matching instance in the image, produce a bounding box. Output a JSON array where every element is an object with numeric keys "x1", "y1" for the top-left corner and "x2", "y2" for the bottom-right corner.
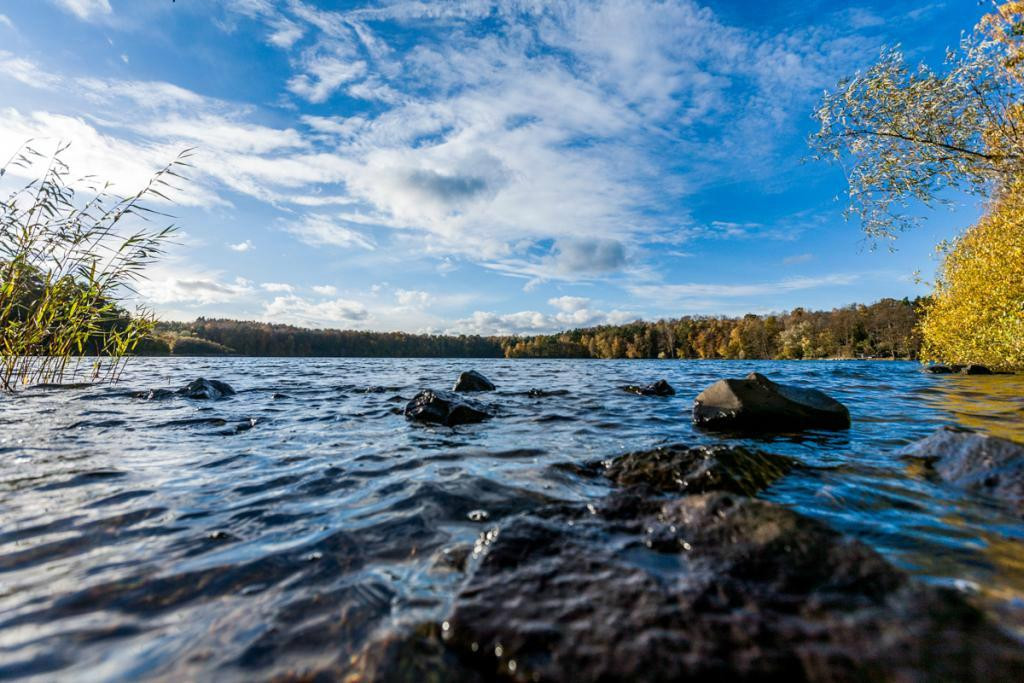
[{"x1": 120, "y1": 368, "x2": 1024, "y2": 680}]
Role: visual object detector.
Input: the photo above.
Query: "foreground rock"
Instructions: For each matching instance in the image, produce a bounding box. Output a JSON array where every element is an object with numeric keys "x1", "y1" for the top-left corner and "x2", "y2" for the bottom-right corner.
[
  {"x1": 622, "y1": 379, "x2": 675, "y2": 396},
  {"x1": 453, "y1": 370, "x2": 496, "y2": 392},
  {"x1": 601, "y1": 444, "x2": 793, "y2": 496},
  {"x1": 405, "y1": 390, "x2": 491, "y2": 426},
  {"x1": 693, "y1": 372, "x2": 850, "y2": 431},
  {"x1": 903, "y1": 426, "x2": 1024, "y2": 516},
  {"x1": 355, "y1": 492, "x2": 1024, "y2": 681}
]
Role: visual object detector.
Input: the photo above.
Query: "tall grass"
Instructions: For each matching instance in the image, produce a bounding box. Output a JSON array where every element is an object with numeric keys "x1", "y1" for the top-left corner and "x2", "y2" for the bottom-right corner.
[{"x1": 0, "y1": 142, "x2": 188, "y2": 391}]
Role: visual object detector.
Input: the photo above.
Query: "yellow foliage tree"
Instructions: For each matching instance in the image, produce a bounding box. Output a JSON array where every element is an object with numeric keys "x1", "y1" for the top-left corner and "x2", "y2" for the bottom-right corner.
[
  {"x1": 814, "y1": 2, "x2": 1024, "y2": 369},
  {"x1": 920, "y1": 181, "x2": 1024, "y2": 370}
]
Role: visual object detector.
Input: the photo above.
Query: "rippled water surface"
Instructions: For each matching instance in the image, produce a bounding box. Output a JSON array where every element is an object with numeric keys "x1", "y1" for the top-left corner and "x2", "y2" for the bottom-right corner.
[{"x1": 2, "y1": 358, "x2": 1023, "y2": 680}]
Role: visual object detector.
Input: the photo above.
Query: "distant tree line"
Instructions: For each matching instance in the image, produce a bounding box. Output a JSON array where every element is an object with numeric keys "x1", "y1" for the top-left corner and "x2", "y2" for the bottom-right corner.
[{"x1": 142, "y1": 298, "x2": 924, "y2": 360}]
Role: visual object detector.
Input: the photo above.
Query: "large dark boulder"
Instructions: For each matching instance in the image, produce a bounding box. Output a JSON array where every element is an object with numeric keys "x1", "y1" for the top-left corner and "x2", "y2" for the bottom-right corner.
[
  {"x1": 602, "y1": 444, "x2": 793, "y2": 496},
  {"x1": 903, "y1": 427, "x2": 1024, "y2": 516},
  {"x1": 622, "y1": 379, "x2": 675, "y2": 396},
  {"x1": 962, "y1": 364, "x2": 994, "y2": 375},
  {"x1": 453, "y1": 370, "x2": 496, "y2": 392},
  {"x1": 178, "y1": 378, "x2": 235, "y2": 400},
  {"x1": 361, "y1": 493, "x2": 1023, "y2": 682},
  {"x1": 405, "y1": 390, "x2": 491, "y2": 426},
  {"x1": 693, "y1": 372, "x2": 850, "y2": 431}
]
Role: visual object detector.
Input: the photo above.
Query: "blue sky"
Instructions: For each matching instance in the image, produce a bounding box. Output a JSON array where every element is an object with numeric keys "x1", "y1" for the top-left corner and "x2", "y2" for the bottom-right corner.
[{"x1": 0, "y1": 0, "x2": 987, "y2": 333}]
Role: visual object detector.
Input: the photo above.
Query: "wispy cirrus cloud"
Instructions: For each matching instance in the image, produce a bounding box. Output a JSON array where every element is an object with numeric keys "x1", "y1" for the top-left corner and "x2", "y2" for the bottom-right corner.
[{"x1": 51, "y1": 0, "x2": 111, "y2": 22}]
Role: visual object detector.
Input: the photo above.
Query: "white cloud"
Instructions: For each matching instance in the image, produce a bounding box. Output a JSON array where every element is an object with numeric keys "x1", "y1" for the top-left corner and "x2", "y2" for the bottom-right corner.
[
  {"x1": 312, "y1": 284, "x2": 337, "y2": 296},
  {"x1": 284, "y1": 214, "x2": 376, "y2": 250},
  {"x1": 395, "y1": 289, "x2": 431, "y2": 307},
  {"x1": 782, "y1": 253, "x2": 814, "y2": 265},
  {"x1": 138, "y1": 272, "x2": 254, "y2": 305},
  {"x1": 262, "y1": 294, "x2": 368, "y2": 326},
  {"x1": 228, "y1": 240, "x2": 254, "y2": 252},
  {"x1": 261, "y1": 282, "x2": 294, "y2": 293},
  {"x1": 0, "y1": 109, "x2": 222, "y2": 207},
  {"x1": 51, "y1": 0, "x2": 112, "y2": 21},
  {"x1": 452, "y1": 296, "x2": 635, "y2": 335},
  {"x1": 267, "y1": 17, "x2": 304, "y2": 48},
  {"x1": 287, "y1": 56, "x2": 366, "y2": 103},
  {"x1": 628, "y1": 274, "x2": 859, "y2": 301},
  {"x1": 0, "y1": 14, "x2": 14, "y2": 30},
  {"x1": 548, "y1": 296, "x2": 591, "y2": 313},
  {"x1": 0, "y1": 51, "x2": 61, "y2": 89}
]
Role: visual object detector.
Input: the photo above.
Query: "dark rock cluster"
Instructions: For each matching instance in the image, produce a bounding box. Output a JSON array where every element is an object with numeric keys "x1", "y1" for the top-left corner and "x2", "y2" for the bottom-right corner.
[
  {"x1": 622, "y1": 379, "x2": 675, "y2": 396},
  {"x1": 923, "y1": 363, "x2": 997, "y2": 374},
  {"x1": 131, "y1": 377, "x2": 236, "y2": 401},
  {"x1": 349, "y1": 439, "x2": 1024, "y2": 682}
]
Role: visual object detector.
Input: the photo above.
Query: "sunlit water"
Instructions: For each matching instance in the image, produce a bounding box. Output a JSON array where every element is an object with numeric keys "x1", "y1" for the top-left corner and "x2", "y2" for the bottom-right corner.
[{"x1": 1, "y1": 358, "x2": 1023, "y2": 680}]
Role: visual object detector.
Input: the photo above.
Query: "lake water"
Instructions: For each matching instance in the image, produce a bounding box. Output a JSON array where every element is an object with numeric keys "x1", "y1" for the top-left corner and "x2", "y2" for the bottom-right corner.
[{"x1": 1, "y1": 358, "x2": 1023, "y2": 680}]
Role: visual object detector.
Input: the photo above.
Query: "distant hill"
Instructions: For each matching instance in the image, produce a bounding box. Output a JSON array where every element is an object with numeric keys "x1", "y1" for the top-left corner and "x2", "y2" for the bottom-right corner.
[{"x1": 141, "y1": 298, "x2": 924, "y2": 360}]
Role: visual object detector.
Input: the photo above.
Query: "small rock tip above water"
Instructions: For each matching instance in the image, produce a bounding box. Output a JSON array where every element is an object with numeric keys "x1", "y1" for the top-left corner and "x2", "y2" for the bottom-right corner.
[
  {"x1": 452, "y1": 370, "x2": 496, "y2": 392},
  {"x1": 622, "y1": 379, "x2": 675, "y2": 396}
]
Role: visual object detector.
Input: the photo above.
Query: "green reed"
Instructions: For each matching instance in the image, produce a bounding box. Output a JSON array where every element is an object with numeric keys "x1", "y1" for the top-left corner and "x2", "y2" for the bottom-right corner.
[{"x1": 0, "y1": 142, "x2": 188, "y2": 391}]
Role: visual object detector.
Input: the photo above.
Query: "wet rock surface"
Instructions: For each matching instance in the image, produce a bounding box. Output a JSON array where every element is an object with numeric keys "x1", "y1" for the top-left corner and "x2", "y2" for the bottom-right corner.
[
  {"x1": 359, "y1": 491, "x2": 1024, "y2": 682},
  {"x1": 923, "y1": 364, "x2": 958, "y2": 374},
  {"x1": 622, "y1": 379, "x2": 675, "y2": 396},
  {"x1": 179, "y1": 378, "x2": 236, "y2": 399},
  {"x1": 351, "y1": 438, "x2": 1024, "y2": 682},
  {"x1": 405, "y1": 389, "x2": 491, "y2": 426},
  {"x1": 693, "y1": 372, "x2": 850, "y2": 432},
  {"x1": 453, "y1": 370, "x2": 496, "y2": 392},
  {"x1": 600, "y1": 443, "x2": 794, "y2": 496},
  {"x1": 129, "y1": 378, "x2": 236, "y2": 401},
  {"x1": 904, "y1": 426, "x2": 1024, "y2": 515},
  {"x1": 962, "y1": 364, "x2": 994, "y2": 375}
]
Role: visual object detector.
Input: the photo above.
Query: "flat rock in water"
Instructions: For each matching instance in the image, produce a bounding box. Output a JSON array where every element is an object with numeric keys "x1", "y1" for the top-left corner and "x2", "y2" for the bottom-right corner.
[
  {"x1": 923, "y1": 364, "x2": 956, "y2": 374},
  {"x1": 693, "y1": 372, "x2": 850, "y2": 431},
  {"x1": 622, "y1": 379, "x2": 675, "y2": 396},
  {"x1": 903, "y1": 426, "x2": 1024, "y2": 516},
  {"x1": 177, "y1": 378, "x2": 235, "y2": 400},
  {"x1": 453, "y1": 370, "x2": 496, "y2": 392},
  {"x1": 962, "y1": 364, "x2": 993, "y2": 375},
  {"x1": 405, "y1": 389, "x2": 490, "y2": 426},
  {"x1": 602, "y1": 444, "x2": 793, "y2": 496},
  {"x1": 353, "y1": 492, "x2": 1024, "y2": 681}
]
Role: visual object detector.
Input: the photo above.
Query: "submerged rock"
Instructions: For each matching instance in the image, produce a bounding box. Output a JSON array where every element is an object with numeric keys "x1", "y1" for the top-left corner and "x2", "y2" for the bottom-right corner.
[
  {"x1": 453, "y1": 370, "x2": 496, "y2": 392},
  {"x1": 178, "y1": 378, "x2": 235, "y2": 400},
  {"x1": 923, "y1": 364, "x2": 956, "y2": 374},
  {"x1": 903, "y1": 426, "x2": 1024, "y2": 516},
  {"x1": 130, "y1": 388, "x2": 176, "y2": 400},
  {"x1": 693, "y1": 372, "x2": 850, "y2": 431},
  {"x1": 526, "y1": 388, "x2": 569, "y2": 398},
  {"x1": 427, "y1": 493, "x2": 1024, "y2": 682},
  {"x1": 602, "y1": 444, "x2": 793, "y2": 496},
  {"x1": 405, "y1": 390, "x2": 491, "y2": 426},
  {"x1": 622, "y1": 379, "x2": 675, "y2": 396}
]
